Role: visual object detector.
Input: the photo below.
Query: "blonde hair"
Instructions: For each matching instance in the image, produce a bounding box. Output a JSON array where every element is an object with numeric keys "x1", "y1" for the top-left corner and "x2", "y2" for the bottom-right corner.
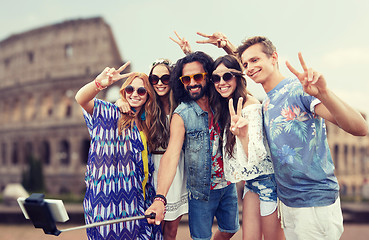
[{"x1": 118, "y1": 72, "x2": 159, "y2": 153}]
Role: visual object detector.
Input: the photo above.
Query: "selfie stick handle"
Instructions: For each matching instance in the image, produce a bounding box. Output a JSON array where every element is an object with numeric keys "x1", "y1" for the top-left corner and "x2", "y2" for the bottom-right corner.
[{"x1": 60, "y1": 213, "x2": 155, "y2": 233}]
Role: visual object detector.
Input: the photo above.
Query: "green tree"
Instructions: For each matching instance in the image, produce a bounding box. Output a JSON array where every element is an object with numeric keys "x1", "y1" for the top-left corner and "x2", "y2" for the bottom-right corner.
[{"x1": 22, "y1": 155, "x2": 45, "y2": 192}]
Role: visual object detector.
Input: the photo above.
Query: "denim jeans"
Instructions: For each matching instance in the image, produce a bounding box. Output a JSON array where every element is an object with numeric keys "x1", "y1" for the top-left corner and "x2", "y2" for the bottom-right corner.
[
  {"x1": 243, "y1": 174, "x2": 278, "y2": 216},
  {"x1": 188, "y1": 183, "x2": 240, "y2": 240}
]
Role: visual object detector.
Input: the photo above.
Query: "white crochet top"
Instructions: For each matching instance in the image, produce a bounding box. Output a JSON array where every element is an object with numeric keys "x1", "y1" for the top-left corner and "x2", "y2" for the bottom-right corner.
[{"x1": 223, "y1": 104, "x2": 274, "y2": 182}]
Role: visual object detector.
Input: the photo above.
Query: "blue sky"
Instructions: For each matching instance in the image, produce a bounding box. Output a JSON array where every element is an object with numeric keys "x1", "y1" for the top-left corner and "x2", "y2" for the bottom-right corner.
[{"x1": 1, "y1": 0, "x2": 369, "y2": 117}]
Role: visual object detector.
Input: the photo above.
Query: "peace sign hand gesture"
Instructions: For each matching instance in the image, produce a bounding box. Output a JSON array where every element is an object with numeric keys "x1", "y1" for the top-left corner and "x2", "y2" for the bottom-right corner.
[
  {"x1": 286, "y1": 53, "x2": 327, "y2": 98},
  {"x1": 169, "y1": 31, "x2": 192, "y2": 55},
  {"x1": 196, "y1": 31, "x2": 229, "y2": 48},
  {"x1": 229, "y1": 98, "x2": 249, "y2": 138},
  {"x1": 95, "y1": 61, "x2": 132, "y2": 89}
]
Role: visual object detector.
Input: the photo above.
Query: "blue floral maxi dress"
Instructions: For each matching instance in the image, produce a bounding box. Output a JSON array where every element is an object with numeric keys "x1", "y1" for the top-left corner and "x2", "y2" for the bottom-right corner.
[{"x1": 82, "y1": 99, "x2": 162, "y2": 240}]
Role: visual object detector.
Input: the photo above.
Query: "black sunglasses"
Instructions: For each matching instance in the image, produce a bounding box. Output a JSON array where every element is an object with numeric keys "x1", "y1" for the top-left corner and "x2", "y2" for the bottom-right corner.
[
  {"x1": 179, "y1": 73, "x2": 207, "y2": 85},
  {"x1": 125, "y1": 85, "x2": 147, "y2": 96},
  {"x1": 211, "y1": 72, "x2": 237, "y2": 83},
  {"x1": 149, "y1": 74, "x2": 170, "y2": 85}
]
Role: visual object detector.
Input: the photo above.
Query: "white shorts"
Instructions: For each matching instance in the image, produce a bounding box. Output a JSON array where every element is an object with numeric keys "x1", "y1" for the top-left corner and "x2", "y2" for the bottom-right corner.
[{"x1": 279, "y1": 197, "x2": 344, "y2": 240}]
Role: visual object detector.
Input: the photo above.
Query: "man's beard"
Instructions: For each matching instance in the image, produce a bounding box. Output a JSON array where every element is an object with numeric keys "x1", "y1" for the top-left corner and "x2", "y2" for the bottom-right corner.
[{"x1": 186, "y1": 84, "x2": 207, "y2": 101}]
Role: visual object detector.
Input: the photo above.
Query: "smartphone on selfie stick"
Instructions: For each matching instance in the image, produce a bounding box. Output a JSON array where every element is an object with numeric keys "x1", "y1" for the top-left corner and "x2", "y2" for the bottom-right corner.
[{"x1": 18, "y1": 193, "x2": 155, "y2": 236}]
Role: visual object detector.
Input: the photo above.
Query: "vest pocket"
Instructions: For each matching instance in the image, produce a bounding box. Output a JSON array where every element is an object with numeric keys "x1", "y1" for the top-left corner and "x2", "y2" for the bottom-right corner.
[{"x1": 186, "y1": 130, "x2": 204, "y2": 152}]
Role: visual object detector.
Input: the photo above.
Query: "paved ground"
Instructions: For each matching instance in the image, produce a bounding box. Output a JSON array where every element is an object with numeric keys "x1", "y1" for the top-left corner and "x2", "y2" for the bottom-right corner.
[
  {"x1": 1, "y1": 201, "x2": 369, "y2": 239},
  {"x1": 1, "y1": 222, "x2": 369, "y2": 240}
]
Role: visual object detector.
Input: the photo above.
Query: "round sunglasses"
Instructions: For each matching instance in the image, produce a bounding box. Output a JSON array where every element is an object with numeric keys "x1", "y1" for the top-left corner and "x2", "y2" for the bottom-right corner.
[
  {"x1": 149, "y1": 74, "x2": 170, "y2": 85},
  {"x1": 124, "y1": 85, "x2": 147, "y2": 96},
  {"x1": 211, "y1": 72, "x2": 237, "y2": 83},
  {"x1": 179, "y1": 72, "x2": 207, "y2": 85}
]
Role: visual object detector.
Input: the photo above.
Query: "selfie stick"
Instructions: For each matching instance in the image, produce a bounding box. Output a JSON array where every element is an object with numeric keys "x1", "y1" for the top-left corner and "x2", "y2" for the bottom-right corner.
[{"x1": 18, "y1": 193, "x2": 155, "y2": 236}]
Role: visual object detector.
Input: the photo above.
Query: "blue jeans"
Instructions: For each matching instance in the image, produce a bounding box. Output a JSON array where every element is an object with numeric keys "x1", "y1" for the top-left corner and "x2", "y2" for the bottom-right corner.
[
  {"x1": 243, "y1": 174, "x2": 277, "y2": 203},
  {"x1": 188, "y1": 183, "x2": 240, "y2": 240},
  {"x1": 243, "y1": 174, "x2": 278, "y2": 216}
]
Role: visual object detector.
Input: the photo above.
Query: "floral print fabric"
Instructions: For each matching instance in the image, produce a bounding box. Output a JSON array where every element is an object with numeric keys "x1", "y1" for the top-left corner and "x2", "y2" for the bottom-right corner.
[{"x1": 262, "y1": 78, "x2": 339, "y2": 208}]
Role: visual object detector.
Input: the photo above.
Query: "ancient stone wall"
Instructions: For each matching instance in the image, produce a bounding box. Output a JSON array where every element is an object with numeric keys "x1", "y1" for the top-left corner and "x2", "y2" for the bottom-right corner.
[{"x1": 0, "y1": 17, "x2": 128, "y2": 194}]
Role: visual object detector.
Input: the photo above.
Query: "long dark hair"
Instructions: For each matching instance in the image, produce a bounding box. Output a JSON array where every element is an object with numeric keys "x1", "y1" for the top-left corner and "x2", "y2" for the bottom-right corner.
[
  {"x1": 210, "y1": 55, "x2": 249, "y2": 158},
  {"x1": 170, "y1": 51, "x2": 214, "y2": 104},
  {"x1": 148, "y1": 59, "x2": 177, "y2": 150}
]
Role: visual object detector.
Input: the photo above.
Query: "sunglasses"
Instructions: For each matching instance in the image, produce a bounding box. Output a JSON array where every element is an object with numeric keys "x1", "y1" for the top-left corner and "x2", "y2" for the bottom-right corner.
[
  {"x1": 149, "y1": 74, "x2": 170, "y2": 85},
  {"x1": 125, "y1": 85, "x2": 147, "y2": 96},
  {"x1": 179, "y1": 72, "x2": 207, "y2": 85},
  {"x1": 211, "y1": 72, "x2": 237, "y2": 83}
]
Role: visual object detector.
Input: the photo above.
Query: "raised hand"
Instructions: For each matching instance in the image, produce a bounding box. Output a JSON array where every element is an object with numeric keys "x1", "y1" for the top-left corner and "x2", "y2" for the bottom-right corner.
[
  {"x1": 196, "y1": 31, "x2": 228, "y2": 48},
  {"x1": 95, "y1": 61, "x2": 132, "y2": 89},
  {"x1": 229, "y1": 97, "x2": 248, "y2": 138},
  {"x1": 286, "y1": 53, "x2": 327, "y2": 98},
  {"x1": 115, "y1": 98, "x2": 133, "y2": 114},
  {"x1": 169, "y1": 31, "x2": 192, "y2": 55}
]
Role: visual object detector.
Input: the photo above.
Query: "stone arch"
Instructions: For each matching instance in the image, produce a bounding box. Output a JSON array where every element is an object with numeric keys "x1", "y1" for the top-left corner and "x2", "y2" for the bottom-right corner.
[
  {"x1": 333, "y1": 144, "x2": 339, "y2": 171},
  {"x1": 11, "y1": 142, "x2": 19, "y2": 165},
  {"x1": 25, "y1": 141, "x2": 33, "y2": 160},
  {"x1": 25, "y1": 95, "x2": 36, "y2": 121},
  {"x1": 59, "y1": 93, "x2": 74, "y2": 119},
  {"x1": 59, "y1": 140, "x2": 70, "y2": 165},
  {"x1": 40, "y1": 94, "x2": 53, "y2": 119},
  {"x1": 344, "y1": 145, "x2": 348, "y2": 174},
  {"x1": 40, "y1": 140, "x2": 51, "y2": 165},
  {"x1": 12, "y1": 98, "x2": 21, "y2": 122},
  {"x1": 81, "y1": 139, "x2": 90, "y2": 164},
  {"x1": 1, "y1": 142, "x2": 7, "y2": 165}
]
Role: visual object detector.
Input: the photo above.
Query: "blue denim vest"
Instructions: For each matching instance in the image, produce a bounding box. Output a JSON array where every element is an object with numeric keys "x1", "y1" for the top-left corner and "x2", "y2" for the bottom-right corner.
[{"x1": 174, "y1": 101, "x2": 212, "y2": 201}]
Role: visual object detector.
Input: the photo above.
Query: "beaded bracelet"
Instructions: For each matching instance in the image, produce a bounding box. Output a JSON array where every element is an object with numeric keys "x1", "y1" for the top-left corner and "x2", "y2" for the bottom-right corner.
[
  {"x1": 154, "y1": 197, "x2": 166, "y2": 207},
  {"x1": 154, "y1": 194, "x2": 167, "y2": 206},
  {"x1": 94, "y1": 78, "x2": 107, "y2": 90}
]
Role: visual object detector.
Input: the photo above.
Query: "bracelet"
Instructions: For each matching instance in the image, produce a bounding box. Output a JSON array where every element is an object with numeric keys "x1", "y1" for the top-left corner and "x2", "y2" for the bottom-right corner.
[
  {"x1": 154, "y1": 197, "x2": 166, "y2": 207},
  {"x1": 94, "y1": 78, "x2": 107, "y2": 90},
  {"x1": 154, "y1": 194, "x2": 167, "y2": 206},
  {"x1": 153, "y1": 197, "x2": 166, "y2": 216}
]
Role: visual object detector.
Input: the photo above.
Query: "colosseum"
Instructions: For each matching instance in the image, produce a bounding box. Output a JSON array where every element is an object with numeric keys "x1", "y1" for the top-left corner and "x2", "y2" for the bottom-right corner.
[
  {"x1": 0, "y1": 16, "x2": 368, "y2": 199},
  {"x1": 326, "y1": 121, "x2": 369, "y2": 199},
  {"x1": 0, "y1": 17, "x2": 129, "y2": 194}
]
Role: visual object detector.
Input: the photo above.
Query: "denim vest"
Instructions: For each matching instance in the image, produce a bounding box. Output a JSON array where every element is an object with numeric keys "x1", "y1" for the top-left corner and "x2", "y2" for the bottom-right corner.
[{"x1": 174, "y1": 101, "x2": 212, "y2": 201}]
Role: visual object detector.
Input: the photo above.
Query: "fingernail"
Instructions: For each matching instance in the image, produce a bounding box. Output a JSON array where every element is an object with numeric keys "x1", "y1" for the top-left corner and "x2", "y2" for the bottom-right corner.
[{"x1": 155, "y1": 221, "x2": 160, "y2": 225}]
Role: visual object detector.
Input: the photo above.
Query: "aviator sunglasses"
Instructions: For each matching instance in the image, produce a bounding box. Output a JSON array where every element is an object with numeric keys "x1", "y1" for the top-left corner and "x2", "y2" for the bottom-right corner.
[
  {"x1": 211, "y1": 72, "x2": 238, "y2": 84},
  {"x1": 149, "y1": 74, "x2": 170, "y2": 85},
  {"x1": 125, "y1": 85, "x2": 147, "y2": 96},
  {"x1": 179, "y1": 72, "x2": 207, "y2": 85}
]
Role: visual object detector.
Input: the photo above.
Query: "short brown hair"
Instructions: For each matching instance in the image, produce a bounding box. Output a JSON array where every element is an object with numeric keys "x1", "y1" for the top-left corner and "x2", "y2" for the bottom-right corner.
[{"x1": 236, "y1": 36, "x2": 276, "y2": 59}]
